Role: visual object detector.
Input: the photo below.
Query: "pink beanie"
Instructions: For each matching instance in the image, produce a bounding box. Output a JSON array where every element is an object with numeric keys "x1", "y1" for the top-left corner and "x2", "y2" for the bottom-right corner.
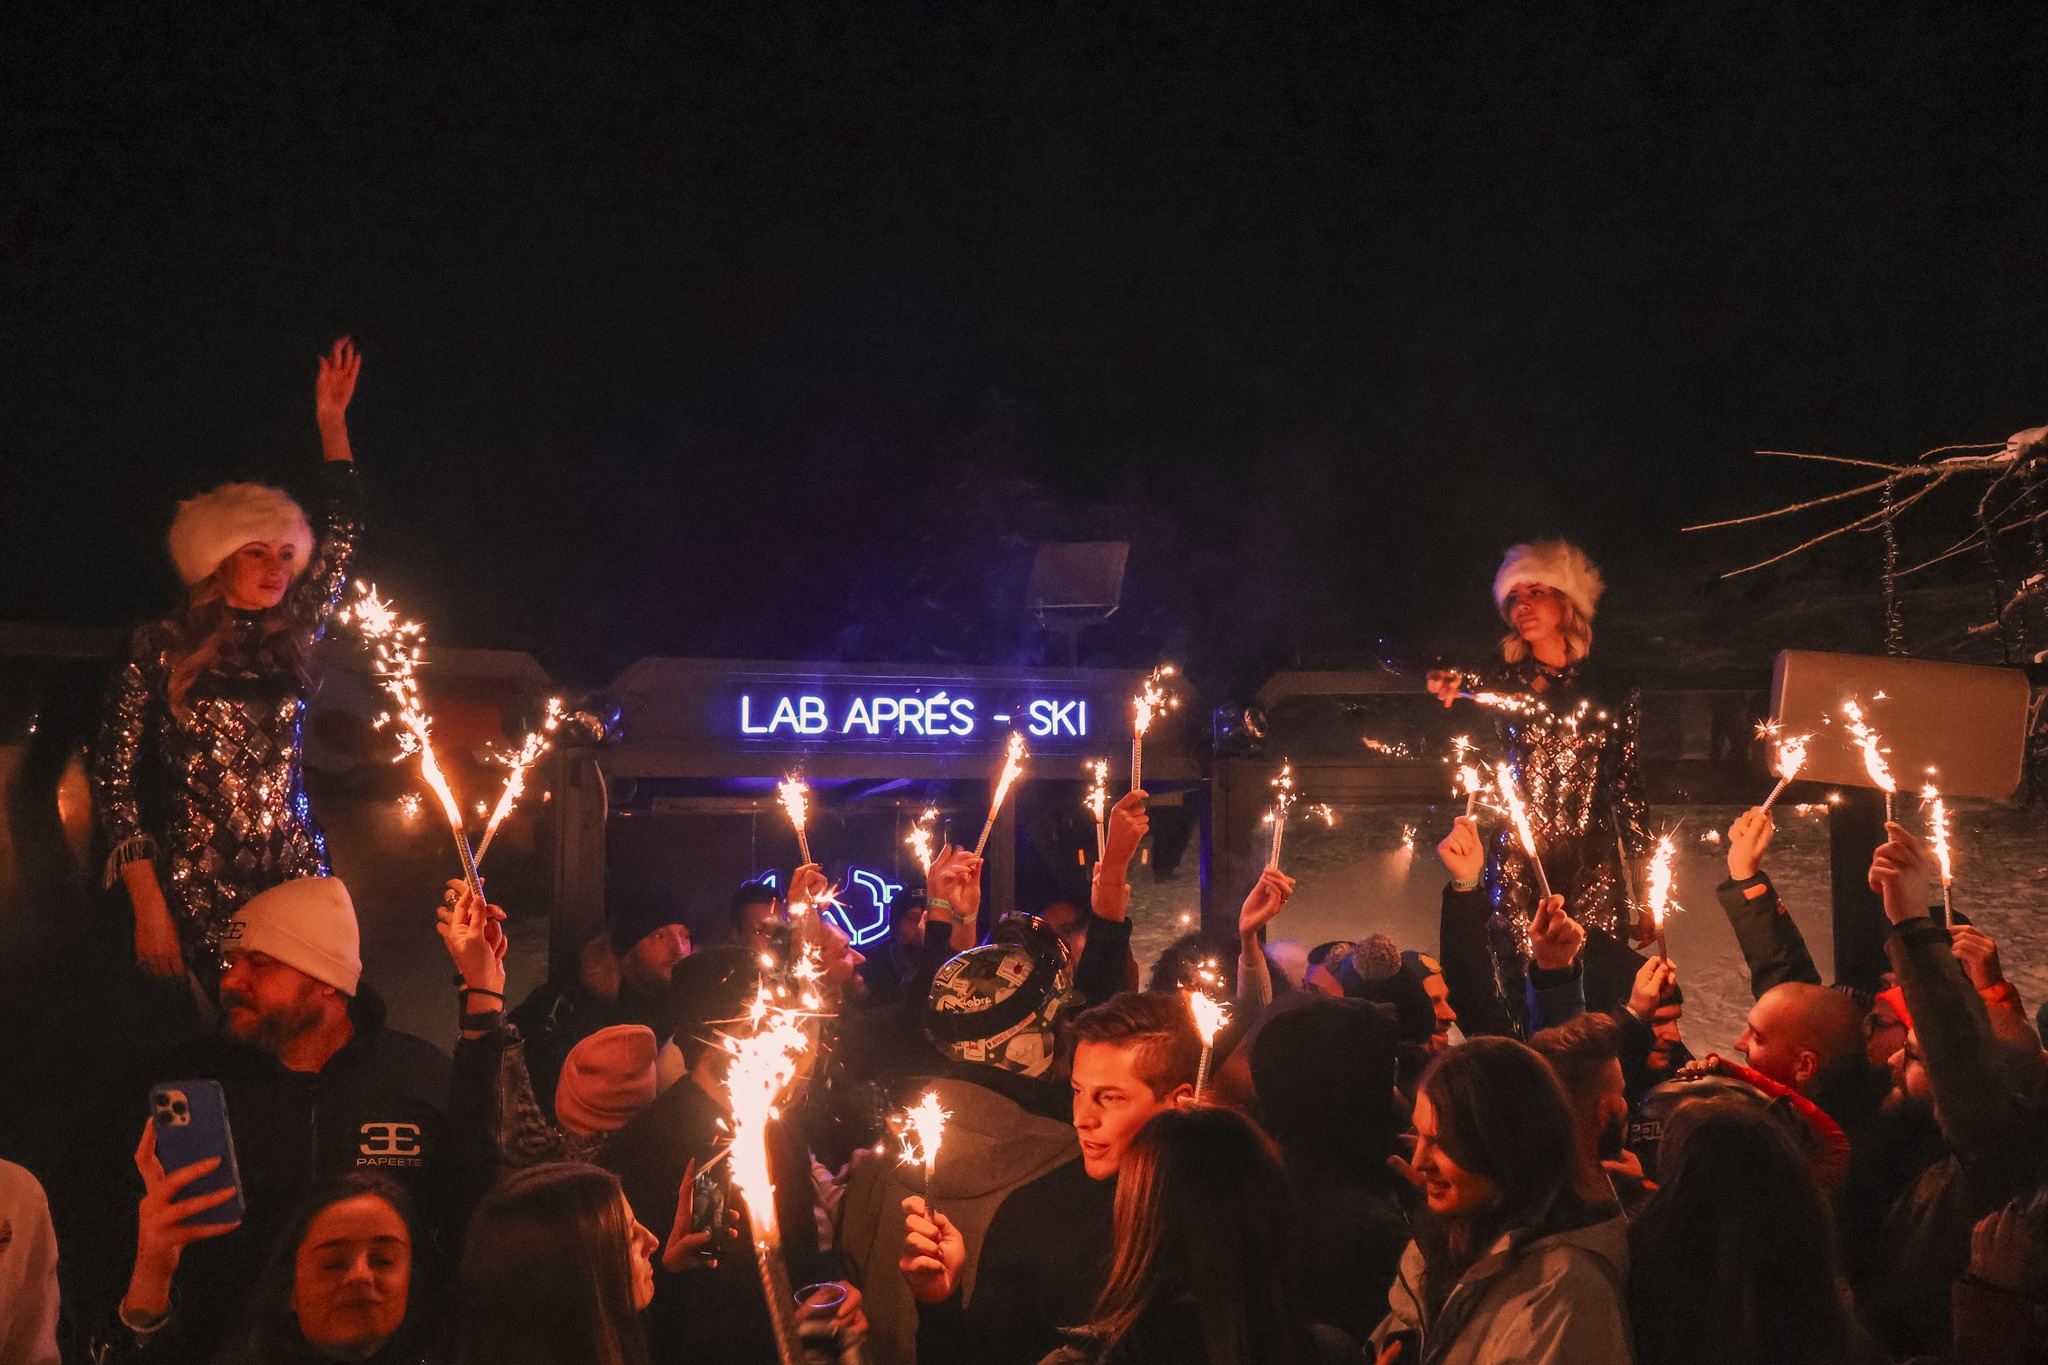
[{"x1": 554, "y1": 1025, "x2": 659, "y2": 1137}]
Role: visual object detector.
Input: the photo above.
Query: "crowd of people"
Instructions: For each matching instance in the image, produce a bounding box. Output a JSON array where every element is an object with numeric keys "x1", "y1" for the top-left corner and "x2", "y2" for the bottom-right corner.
[{"x1": 1, "y1": 341, "x2": 2044, "y2": 1365}]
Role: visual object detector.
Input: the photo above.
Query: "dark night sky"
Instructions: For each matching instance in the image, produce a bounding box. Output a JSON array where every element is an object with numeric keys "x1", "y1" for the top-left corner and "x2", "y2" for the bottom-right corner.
[{"x1": 4, "y1": 2, "x2": 2046, "y2": 697}]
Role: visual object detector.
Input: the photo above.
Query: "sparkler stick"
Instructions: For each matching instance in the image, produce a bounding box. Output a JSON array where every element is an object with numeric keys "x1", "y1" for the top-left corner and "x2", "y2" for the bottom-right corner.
[
  {"x1": 473, "y1": 697, "x2": 565, "y2": 866},
  {"x1": 1644, "y1": 832, "x2": 1678, "y2": 961},
  {"x1": 1085, "y1": 760, "x2": 1110, "y2": 860},
  {"x1": 777, "y1": 777, "x2": 812, "y2": 866},
  {"x1": 1450, "y1": 736, "x2": 1481, "y2": 820},
  {"x1": 1266, "y1": 760, "x2": 1296, "y2": 869},
  {"x1": 1841, "y1": 700, "x2": 1898, "y2": 822},
  {"x1": 905, "y1": 808, "x2": 940, "y2": 874},
  {"x1": 900, "y1": 1090, "x2": 950, "y2": 1220},
  {"x1": 1493, "y1": 762, "x2": 1552, "y2": 901},
  {"x1": 1130, "y1": 665, "x2": 1177, "y2": 794},
  {"x1": 973, "y1": 733, "x2": 1028, "y2": 857},
  {"x1": 1186, "y1": 989, "x2": 1229, "y2": 1102},
  {"x1": 1923, "y1": 781, "x2": 1955, "y2": 920},
  {"x1": 1760, "y1": 731, "x2": 1812, "y2": 814},
  {"x1": 725, "y1": 994, "x2": 812, "y2": 1365},
  {"x1": 343, "y1": 584, "x2": 483, "y2": 900}
]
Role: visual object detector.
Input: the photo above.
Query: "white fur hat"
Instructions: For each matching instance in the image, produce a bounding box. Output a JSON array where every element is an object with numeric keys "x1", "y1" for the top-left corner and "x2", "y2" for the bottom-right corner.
[
  {"x1": 223, "y1": 876, "x2": 361, "y2": 995},
  {"x1": 1492, "y1": 540, "x2": 1605, "y2": 621},
  {"x1": 167, "y1": 483, "x2": 314, "y2": 587}
]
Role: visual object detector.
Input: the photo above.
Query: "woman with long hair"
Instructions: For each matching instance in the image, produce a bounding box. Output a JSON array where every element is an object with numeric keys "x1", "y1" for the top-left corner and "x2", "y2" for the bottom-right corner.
[
  {"x1": 1040, "y1": 1106, "x2": 1352, "y2": 1365},
  {"x1": 1426, "y1": 540, "x2": 1651, "y2": 1022},
  {"x1": 93, "y1": 338, "x2": 364, "y2": 988},
  {"x1": 442, "y1": 1163, "x2": 659, "y2": 1365},
  {"x1": 1628, "y1": 1097, "x2": 1887, "y2": 1365},
  {"x1": 1371, "y1": 1036, "x2": 1632, "y2": 1364}
]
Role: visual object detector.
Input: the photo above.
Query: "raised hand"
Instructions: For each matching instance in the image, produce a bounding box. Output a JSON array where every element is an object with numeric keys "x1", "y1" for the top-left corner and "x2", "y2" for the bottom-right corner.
[
  {"x1": 786, "y1": 863, "x2": 831, "y2": 911},
  {"x1": 1971, "y1": 1200, "x2": 2048, "y2": 1295},
  {"x1": 1103, "y1": 789, "x2": 1151, "y2": 871},
  {"x1": 1950, "y1": 923, "x2": 2007, "y2": 991},
  {"x1": 123, "y1": 1121, "x2": 241, "y2": 1321},
  {"x1": 437, "y1": 879, "x2": 507, "y2": 996},
  {"x1": 1726, "y1": 807, "x2": 1774, "y2": 881},
  {"x1": 1630, "y1": 956, "x2": 1677, "y2": 1018},
  {"x1": 315, "y1": 337, "x2": 361, "y2": 425},
  {"x1": 1527, "y1": 894, "x2": 1584, "y2": 972},
  {"x1": 1425, "y1": 669, "x2": 1463, "y2": 709},
  {"x1": 925, "y1": 844, "x2": 984, "y2": 926},
  {"x1": 1437, "y1": 815, "x2": 1484, "y2": 887},
  {"x1": 898, "y1": 1195, "x2": 965, "y2": 1304},
  {"x1": 1868, "y1": 822, "x2": 1937, "y2": 925},
  {"x1": 1239, "y1": 867, "x2": 1297, "y2": 937}
]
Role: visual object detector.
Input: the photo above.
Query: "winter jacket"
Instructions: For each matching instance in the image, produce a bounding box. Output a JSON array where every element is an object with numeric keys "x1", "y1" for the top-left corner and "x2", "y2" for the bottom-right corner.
[
  {"x1": 57, "y1": 989, "x2": 466, "y2": 1365},
  {"x1": 601, "y1": 1071, "x2": 841, "y2": 1365},
  {"x1": 1716, "y1": 872, "x2": 1823, "y2": 996},
  {"x1": 840, "y1": 1069, "x2": 1080, "y2": 1365},
  {"x1": 505, "y1": 974, "x2": 660, "y2": 1119},
  {"x1": 918, "y1": 1156, "x2": 1117, "y2": 1365},
  {"x1": 447, "y1": 1024, "x2": 606, "y2": 1171},
  {"x1": 1870, "y1": 917, "x2": 2048, "y2": 1360},
  {"x1": 1370, "y1": 1211, "x2": 1633, "y2": 1365},
  {"x1": 1440, "y1": 884, "x2": 1516, "y2": 1039}
]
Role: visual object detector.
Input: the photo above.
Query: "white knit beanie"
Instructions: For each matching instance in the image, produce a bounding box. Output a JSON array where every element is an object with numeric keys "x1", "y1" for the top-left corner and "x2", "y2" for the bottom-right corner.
[
  {"x1": 224, "y1": 877, "x2": 362, "y2": 995},
  {"x1": 1492, "y1": 540, "x2": 1605, "y2": 621},
  {"x1": 167, "y1": 483, "x2": 315, "y2": 587}
]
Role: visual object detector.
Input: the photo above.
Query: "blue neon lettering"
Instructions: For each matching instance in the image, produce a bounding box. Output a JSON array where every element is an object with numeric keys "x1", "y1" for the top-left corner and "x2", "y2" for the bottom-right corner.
[
  {"x1": 843, "y1": 698, "x2": 875, "y2": 734},
  {"x1": 871, "y1": 697, "x2": 900, "y2": 730},
  {"x1": 898, "y1": 697, "x2": 927, "y2": 735},
  {"x1": 799, "y1": 695, "x2": 828, "y2": 734},
  {"x1": 740, "y1": 695, "x2": 769, "y2": 734},
  {"x1": 768, "y1": 696, "x2": 801, "y2": 733},
  {"x1": 951, "y1": 698, "x2": 975, "y2": 735},
  {"x1": 1078, "y1": 700, "x2": 1087, "y2": 735},
  {"x1": 1027, "y1": 699, "x2": 1056, "y2": 737}
]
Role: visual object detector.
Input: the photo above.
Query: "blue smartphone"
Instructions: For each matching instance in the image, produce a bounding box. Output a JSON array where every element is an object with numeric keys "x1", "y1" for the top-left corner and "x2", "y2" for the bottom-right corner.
[{"x1": 149, "y1": 1080, "x2": 245, "y2": 1228}]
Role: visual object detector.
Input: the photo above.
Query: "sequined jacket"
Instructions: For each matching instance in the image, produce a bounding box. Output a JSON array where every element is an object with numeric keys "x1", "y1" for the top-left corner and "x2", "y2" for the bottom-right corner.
[
  {"x1": 1466, "y1": 656, "x2": 1649, "y2": 949},
  {"x1": 91, "y1": 463, "x2": 362, "y2": 952}
]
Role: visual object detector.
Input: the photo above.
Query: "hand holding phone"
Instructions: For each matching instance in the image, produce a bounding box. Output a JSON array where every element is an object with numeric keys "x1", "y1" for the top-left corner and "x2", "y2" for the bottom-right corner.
[
  {"x1": 123, "y1": 1097, "x2": 245, "y2": 1323},
  {"x1": 664, "y1": 1157, "x2": 733, "y2": 1273}
]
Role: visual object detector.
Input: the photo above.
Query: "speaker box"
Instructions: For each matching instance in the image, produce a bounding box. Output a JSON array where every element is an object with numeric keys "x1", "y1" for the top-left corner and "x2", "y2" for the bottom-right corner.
[{"x1": 1769, "y1": 650, "x2": 2030, "y2": 798}]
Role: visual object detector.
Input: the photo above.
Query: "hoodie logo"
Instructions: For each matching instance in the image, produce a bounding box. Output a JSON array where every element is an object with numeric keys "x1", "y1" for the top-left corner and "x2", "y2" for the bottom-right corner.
[{"x1": 358, "y1": 1122, "x2": 423, "y2": 1164}]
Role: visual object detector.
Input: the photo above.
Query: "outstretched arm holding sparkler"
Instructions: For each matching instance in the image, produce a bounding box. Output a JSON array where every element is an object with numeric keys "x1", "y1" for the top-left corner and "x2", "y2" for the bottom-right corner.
[
  {"x1": 1090, "y1": 790, "x2": 1148, "y2": 924},
  {"x1": 1713, "y1": 807, "x2": 1823, "y2": 998},
  {"x1": 1236, "y1": 867, "x2": 1294, "y2": 1009},
  {"x1": 899, "y1": 1196, "x2": 965, "y2": 1305},
  {"x1": 1434, "y1": 817, "x2": 1517, "y2": 1040}
]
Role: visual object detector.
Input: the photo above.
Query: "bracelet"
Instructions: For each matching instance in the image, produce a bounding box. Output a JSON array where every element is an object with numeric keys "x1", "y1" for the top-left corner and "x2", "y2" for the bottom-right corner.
[
  {"x1": 458, "y1": 985, "x2": 505, "y2": 1001},
  {"x1": 926, "y1": 897, "x2": 953, "y2": 912},
  {"x1": 1451, "y1": 877, "x2": 1480, "y2": 893}
]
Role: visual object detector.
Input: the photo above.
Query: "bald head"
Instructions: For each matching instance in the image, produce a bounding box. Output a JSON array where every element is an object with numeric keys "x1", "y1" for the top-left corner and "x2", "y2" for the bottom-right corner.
[{"x1": 1737, "y1": 983, "x2": 1865, "y2": 1091}]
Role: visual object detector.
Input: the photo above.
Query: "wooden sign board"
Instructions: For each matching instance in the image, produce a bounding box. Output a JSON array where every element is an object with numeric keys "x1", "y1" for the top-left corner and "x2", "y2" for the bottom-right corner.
[{"x1": 1769, "y1": 650, "x2": 2030, "y2": 799}]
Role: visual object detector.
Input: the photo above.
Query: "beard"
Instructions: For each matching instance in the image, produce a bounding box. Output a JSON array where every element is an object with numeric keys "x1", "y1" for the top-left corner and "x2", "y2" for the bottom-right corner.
[{"x1": 220, "y1": 984, "x2": 325, "y2": 1055}]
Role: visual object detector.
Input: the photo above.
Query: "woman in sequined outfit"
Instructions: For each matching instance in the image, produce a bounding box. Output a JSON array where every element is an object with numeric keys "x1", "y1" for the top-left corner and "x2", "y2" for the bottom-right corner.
[
  {"x1": 93, "y1": 338, "x2": 364, "y2": 987},
  {"x1": 1427, "y1": 541, "x2": 1650, "y2": 1014}
]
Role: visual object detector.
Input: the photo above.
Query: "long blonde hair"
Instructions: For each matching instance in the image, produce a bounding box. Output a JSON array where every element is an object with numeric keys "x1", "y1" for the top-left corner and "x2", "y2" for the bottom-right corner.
[
  {"x1": 165, "y1": 576, "x2": 308, "y2": 720},
  {"x1": 1499, "y1": 594, "x2": 1593, "y2": 666}
]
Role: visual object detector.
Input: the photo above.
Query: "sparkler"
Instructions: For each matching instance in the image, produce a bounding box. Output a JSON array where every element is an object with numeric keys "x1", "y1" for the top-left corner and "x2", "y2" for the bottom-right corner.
[
  {"x1": 1266, "y1": 760, "x2": 1297, "y2": 869},
  {"x1": 899, "y1": 1090, "x2": 950, "y2": 1218},
  {"x1": 777, "y1": 776, "x2": 812, "y2": 866},
  {"x1": 1493, "y1": 762, "x2": 1552, "y2": 900},
  {"x1": 1923, "y1": 779, "x2": 1955, "y2": 920},
  {"x1": 1449, "y1": 736, "x2": 1482, "y2": 820},
  {"x1": 1085, "y1": 759, "x2": 1110, "y2": 860},
  {"x1": 342, "y1": 583, "x2": 482, "y2": 900},
  {"x1": 905, "y1": 808, "x2": 940, "y2": 874},
  {"x1": 1760, "y1": 730, "x2": 1812, "y2": 814},
  {"x1": 1130, "y1": 665, "x2": 1177, "y2": 793},
  {"x1": 1644, "y1": 832, "x2": 1678, "y2": 961},
  {"x1": 1841, "y1": 700, "x2": 1898, "y2": 821},
  {"x1": 972, "y1": 733, "x2": 1028, "y2": 857},
  {"x1": 1186, "y1": 988, "x2": 1229, "y2": 1102},
  {"x1": 473, "y1": 697, "x2": 565, "y2": 866},
  {"x1": 723, "y1": 995, "x2": 813, "y2": 1365}
]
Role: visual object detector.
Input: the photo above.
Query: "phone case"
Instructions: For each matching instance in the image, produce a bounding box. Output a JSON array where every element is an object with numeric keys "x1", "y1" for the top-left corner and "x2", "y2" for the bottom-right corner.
[
  {"x1": 690, "y1": 1161, "x2": 730, "y2": 1247},
  {"x1": 150, "y1": 1079, "x2": 246, "y2": 1227}
]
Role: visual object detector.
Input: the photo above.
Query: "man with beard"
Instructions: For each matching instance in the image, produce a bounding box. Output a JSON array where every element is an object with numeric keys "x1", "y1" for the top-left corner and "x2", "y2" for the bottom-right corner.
[{"x1": 58, "y1": 877, "x2": 467, "y2": 1365}]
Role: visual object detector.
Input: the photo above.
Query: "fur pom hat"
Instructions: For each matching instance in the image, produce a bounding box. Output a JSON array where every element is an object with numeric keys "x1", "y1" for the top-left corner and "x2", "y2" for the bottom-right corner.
[
  {"x1": 1492, "y1": 540, "x2": 1604, "y2": 622},
  {"x1": 167, "y1": 483, "x2": 314, "y2": 587}
]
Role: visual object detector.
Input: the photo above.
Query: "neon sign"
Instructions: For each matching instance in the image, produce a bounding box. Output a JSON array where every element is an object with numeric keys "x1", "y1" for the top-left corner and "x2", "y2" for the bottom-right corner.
[
  {"x1": 753, "y1": 866, "x2": 903, "y2": 947},
  {"x1": 737, "y1": 691, "x2": 1090, "y2": 741}
]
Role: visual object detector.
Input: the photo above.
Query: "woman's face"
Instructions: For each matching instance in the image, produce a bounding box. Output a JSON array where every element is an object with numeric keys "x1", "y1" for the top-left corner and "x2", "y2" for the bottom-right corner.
[
  {"x1": 622, "y1": 1195, "x2": 660, "y2": 1311},
  {"x1": 291, "y1": 1195, "x2": 411, "y2": 1359},
  {"x1": 1503, "y1": 581, "x2": 1565, "y2": 647},
  {"x1": 217, "y1": 539, "x2": 297, "y2": 611},
  {"x1": 1411, "y1": 1092, "x2": 1499, "y2": 1218}
]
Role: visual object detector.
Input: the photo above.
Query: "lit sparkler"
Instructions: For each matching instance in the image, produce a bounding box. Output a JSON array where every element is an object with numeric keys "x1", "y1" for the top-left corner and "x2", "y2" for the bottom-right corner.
[
  {"x1": 1085, "y1": 759, "x2": 1110, "y2": 859},
  {"x1": 1459, "y1": 688, "x2": 1541, "y2": 716},
  {"x1": 1841, "y1": 700, "x2": 1898, "y2": 821},
  {"x1": 899, "y1": 1090, "x2": 950, "y2": 1218},
  {"x1": 1923, "y1": 778, "x2": 1954, "y2": 920},
  {"x1": 777, "y1": 776, "x2": 812, "y2": 866},
  {"x1": 1266, "y1": 760, "x2": 1296, "y2": 869},
  {"x1": 1493, "y1": 762, "x2": 1552, "y2": 900},
  {"x1": 723, "y1": 994, "x2": 813, "y2": 1365},
  {"x1": 905, "y1": 807, "x2": 940, "y2": 874},
  {"x1": 1645, "y1": 832, "x2": 1678, "y2": 961},
  {"x1": 342, "y1": 583, "x2": 482, "y2": 899},
  {"x1": 1186, "y1": 988, "x2": 1229, "y2": 1102},
  {"x1": 1130, "y1": 665, "x2": 1177, "y2": 793},
  {"x1": 972, "y1": 732, "x2": 1028, "y2": 857},
  {"x1": 473, "y1": 697, "x2": 565, "y2": 866},
  {"x1": 1307, "y1": 803, "x2": 1338, "y2": 828},
  {"x1": 1760, "y1": 730, "x2": 1812, "y2": 814}
]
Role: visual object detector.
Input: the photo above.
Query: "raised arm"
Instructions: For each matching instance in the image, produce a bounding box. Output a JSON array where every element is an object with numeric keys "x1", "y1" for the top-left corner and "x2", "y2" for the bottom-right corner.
[
  {"x1": 1716, "y1": 807, "x2": 1822, "y2": 996},
  {"x1": 292, "y1": 339, "x2": 365, "y2": 634},
  {"x1": 1236, "y1": 866, "x2": 1295, "y2": 1008}
]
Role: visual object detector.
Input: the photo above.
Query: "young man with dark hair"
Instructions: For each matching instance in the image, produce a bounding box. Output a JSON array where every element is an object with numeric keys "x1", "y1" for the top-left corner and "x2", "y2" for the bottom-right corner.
[
  {"x1": 1529, "y1": 1012, "x2": 1636, "y2": 1205},
  {"x1": 898, "y1": 988, "x2": 1200, "y2": 1365}
]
